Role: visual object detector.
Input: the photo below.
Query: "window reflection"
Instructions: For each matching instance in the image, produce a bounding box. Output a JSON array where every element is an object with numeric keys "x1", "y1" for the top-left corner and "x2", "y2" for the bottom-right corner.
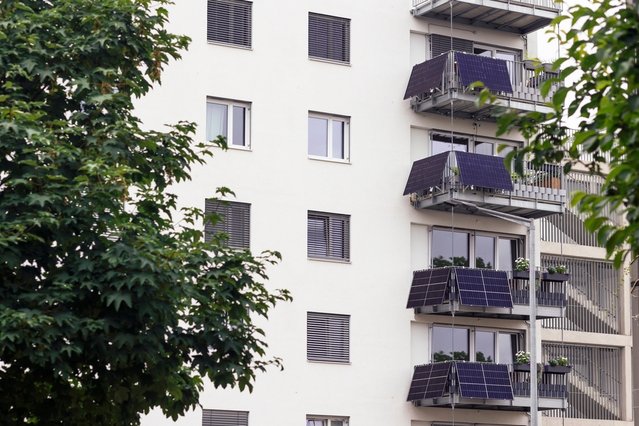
[
  {"x1": 475, "y1": 235, "x2": 495, "y2": 269},
  {"x1": 432, "y1": 326, "x2": 469, "y2": 361},
  {"x1": 475, "y1": 331, "x2": 495, "y2": 362},
  {"x1": 432, "y1": 229, "x2": 469, "y2": 267}
]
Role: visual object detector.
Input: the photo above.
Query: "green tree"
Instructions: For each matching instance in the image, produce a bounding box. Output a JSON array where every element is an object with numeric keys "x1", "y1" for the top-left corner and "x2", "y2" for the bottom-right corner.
[
  {"x1": 0, "y1": 1, "x2": 290, "y2": 424},
  {"x1": 493, "y1": 0, "x2": 638, "y2": 266}
]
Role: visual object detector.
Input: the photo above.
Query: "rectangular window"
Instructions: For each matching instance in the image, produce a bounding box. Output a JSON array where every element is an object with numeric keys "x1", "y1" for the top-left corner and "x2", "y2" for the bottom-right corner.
[
  {"x1": 204, "y1": 200, "x2": 250, "y2": 249},
  {"x1": 207, "y1": 0, "x2": 252, "y2": 48},
  {"x1": 431, "y1": 229, "x2": 469, "y2": 267},
  {"x1": 202, "y1": 409, "x2": 249, "y2": 426},
  {"x1": 430, "y1": 132, "x2": 519, "y2": 158},
  {"x1": 308, "y1": 13, "x2": 350, "y2": 63},
  {"x1": 306, "y1": 416, "x2": 349, "y2": 426},
  {"x1": 307, "y1": 312, "x2": 350, "y2": 363},
  {"x1": 431, "y1": 325, "x2": 522, "y2": 363},
  {"x1": 207, "y1": 99, "x2": 250, "y2": 148},
  {"x1": 308, "y1": 113, "x2": 349, "y2": 161},
  {"x1": 307, "y1": 211, "x2": 350, "y2": 261}
]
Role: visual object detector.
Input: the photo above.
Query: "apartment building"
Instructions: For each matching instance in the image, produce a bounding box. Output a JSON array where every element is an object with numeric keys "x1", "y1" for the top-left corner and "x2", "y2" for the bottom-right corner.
[{"x1": 136, "y1": 1, "x2": 633, "y2": 425}]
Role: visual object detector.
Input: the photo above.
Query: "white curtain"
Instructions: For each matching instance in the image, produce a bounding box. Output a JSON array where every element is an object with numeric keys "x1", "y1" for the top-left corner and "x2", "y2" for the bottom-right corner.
[{"x1": 206, "y1": 102, "x2": 228, "y2": 142}]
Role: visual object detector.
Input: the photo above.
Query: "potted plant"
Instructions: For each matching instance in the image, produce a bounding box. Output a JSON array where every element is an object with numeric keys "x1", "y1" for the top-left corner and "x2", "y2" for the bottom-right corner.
[
  {"x1": 512, "y1": 257, "x2": 530, "y2": 279},
  {"x1": 544, "y1": 356, "x2": 571, "y2": 373},
  {"x1": 542, "y1": 264, "x2": 570, "y2": 282},
  {"x1": 513, "y1": 351, "x2": 531, "y2": 371}
]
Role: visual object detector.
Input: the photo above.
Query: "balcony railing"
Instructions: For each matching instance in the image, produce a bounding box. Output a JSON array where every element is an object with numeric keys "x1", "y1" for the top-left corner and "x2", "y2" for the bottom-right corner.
[
  {"x1": 405, "y1": 51, "x2": 561, "y2": 120},
  {"x1": 404, "y1": 151, "x2": 566, "y2": 219},
  {"x1": 408, "y1": 361, "x2": 568, "y2": 411},
  {"x1": 411, "y1": 0, "x2": 562, "y2": 34}
]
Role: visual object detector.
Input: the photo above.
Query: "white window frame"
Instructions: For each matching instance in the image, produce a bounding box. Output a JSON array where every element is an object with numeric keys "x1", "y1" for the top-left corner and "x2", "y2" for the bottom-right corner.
[
  {"x1": 429, "y1": 131, "x2": 520, "y2": 157},
  {"x1": 306, "y1": 415, "x2": 349, "y2": 426},
  {"x1": 308, "y1": 112, "x2": 350, "y2": 162},
  {"x1": 206, "y1": 98, "x2": 251, "y2": 150},
  {"x1": 430, "y1": 324, "x2": 524, "y2": 364}
]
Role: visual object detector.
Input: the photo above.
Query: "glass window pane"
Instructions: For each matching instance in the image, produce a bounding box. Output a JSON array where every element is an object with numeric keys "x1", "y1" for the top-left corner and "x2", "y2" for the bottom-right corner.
[
  {"x1": 332, "y1": 120, "x2": 344, "y2": 159},
  {"x1": 432, "y1": 326, "x2": 469, "y2": 361},
  {"x1": 498, "y1": 333, "x2": 517, "y2": 365},
  {"x1": 475, "y1": 235, "x2": 495, "y2": 269},
  {"x1": 498, "y1": 238, "x2": 517, "y2": 271},
  {"x1": 232, "y1": 106, "x2": 245, "y2": 146},
  {"x1": 308, "y1": 117, "x2": 328, "y2": 156},
  {"x1": 475, "y1": 141, "x2": 494, "y2": 156},
  {"x1": 475, "y1": 330, "x2": 495, "y2": 362},
  {"x1": 308, "y1": 217, "x2": 328, "y2": 256},
  {"x1": 432, "y1": 229, "x2": 469, "y2": 267},
  {"x1": 432, "y1": 138, "x2": 468, "y2": 156},
  {"x1": 206, "y1": 103, "x2": 228, "y2": 141}
]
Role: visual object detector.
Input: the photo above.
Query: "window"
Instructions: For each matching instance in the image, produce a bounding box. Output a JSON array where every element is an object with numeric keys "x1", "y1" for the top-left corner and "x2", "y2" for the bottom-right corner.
[
  {"x1": 202, "y1": 409, "x2": 249, "y2": 426},
  {"x1": 205, "y1": 200, "x2": 250, "y2": 249},
  {"x1": 207, "y1": 0, "x2": 252, "y2": 48},
  {"x1": 307, "y1": 312, "x2": 350, "y2": 363},
  {"x1": 308, "y1": 13, "x2": 350, "y2": 63},
  {"x1": 306, "y1": 416, "x2": 349, "y2": 426},
  {"x1": 207, "y1": 99, "x2": 250, "y2": 148},
  {"x1": 431, "y1": 132, "x2": 518, "y2": 158},
  {"x1": 431, "y1": 228, "x2": 522, "y2": 270},
  {"x1": 307, "y1": 211, "x2": 350, "y2": 261},
  {"x1": 308, "y1": 113, "x2": 349, "y2": 161},
  {"x1": 431, "y1": 325, "x2": 522, "y2": 363}
]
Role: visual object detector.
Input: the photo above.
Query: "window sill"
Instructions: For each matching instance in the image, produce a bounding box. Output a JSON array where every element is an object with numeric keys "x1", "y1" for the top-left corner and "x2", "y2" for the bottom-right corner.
[
  {"x1": 228, "y1": 144, "x2": 252, "y2": 152},
  {"x1": 309, "y1": 56, "x2": 351, "y2": 67},
  {"x1": 308, "y1": 155, "x2": 351, "y2": 165},
  {"x1": 307, "y1": 359, "x2": 351, "y2": 365},
  {"x1": 308, "y1": 256, "x2": 351, "y2": 264},
  {"x1": 207, "y1": 40, "x2": 253, "y2": 51}
]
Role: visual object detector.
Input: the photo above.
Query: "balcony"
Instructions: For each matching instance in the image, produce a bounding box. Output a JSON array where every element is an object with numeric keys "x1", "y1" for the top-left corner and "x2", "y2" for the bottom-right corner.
[
  {"x1": 404, "y1": 151, "x2": 566, "y2": 219},
  {"x1": 411, "y1": 0, "x2": 562, "y2": 34},
  {"x1": 407, "y1": 267, "x2": 567, "y2": 319},
  {"x1": 408, "y1": 361, "x2": 568, "y2": 411},
  {"x1": 404, "y1": 51, "x2": 560, "y2": 120}
]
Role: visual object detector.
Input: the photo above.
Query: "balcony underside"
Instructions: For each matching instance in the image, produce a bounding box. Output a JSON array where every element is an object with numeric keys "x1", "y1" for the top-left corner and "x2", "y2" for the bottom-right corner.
[
  {"x1": 414, "y1": 302, "x2": 564, "y2": 319},
  {"x1": 412, "y1": 90, "x2": 552, "y2": 120},
  {"x1": 413, "y1": 395, "x2": 567, "y2": 411},
  {"x1": 414, "y1": 188, "x2": 564, "y2": 219},
  {"x1": 412, "y1": 0, "x2": 560, "y2": 34}
]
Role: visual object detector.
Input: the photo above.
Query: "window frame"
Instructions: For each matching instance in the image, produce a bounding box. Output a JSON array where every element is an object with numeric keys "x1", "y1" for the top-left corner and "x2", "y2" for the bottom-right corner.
[
  {"x1": 308, "y1": 12, "x2": 351, "y2": 64},
  {"x1": 308, "y1": 112, "x2": 350, "y2": 162},
  {"x1": 202, "y1": 408, "x2": 249, "y2": 426},
  {"x1": 206, "y1": 0, "x2": 253, "y2": 49},
  {"x1": 306, "y1": 312, "x2": 350, "y2": 364},
  {"x1": 307, "y1": 211, "x2": 350, "y2": 262},
  {"x1": 306, "y1": 416, "x2": 349, "y2": 426},
  {"x1": 206, "y1": 98, "x2": 251, "y2": 150},
  {"x1": 430, "y1": 131, "x2": 520, "y2": 158},
  {"x1": 204, "y1": 199, "x2": 251, "y2": 250},
  {"x1": 430, "y1": 324, "x2": 524, "y2": 364}
]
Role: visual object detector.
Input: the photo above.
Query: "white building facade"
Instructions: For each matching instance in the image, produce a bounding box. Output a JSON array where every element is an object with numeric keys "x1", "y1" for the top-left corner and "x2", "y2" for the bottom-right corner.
[{"x1": 137, "y1": 1, "x2": 633, "y2": 425}]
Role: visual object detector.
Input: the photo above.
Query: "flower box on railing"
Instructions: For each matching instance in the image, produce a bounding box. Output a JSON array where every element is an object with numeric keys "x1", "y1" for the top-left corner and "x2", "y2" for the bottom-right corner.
[
  {"x1": 541, "y1": 273, "x2": 570, "y2": 282},
  {"x1": 513, "y1": 363, "x2": 531, "y2": 372},
  {"x1": 512, "y1": 271, "x2": 531, "y2": 279},
  {"x1": 544, "y1": 365, "x2": 571, "y2": 374}
]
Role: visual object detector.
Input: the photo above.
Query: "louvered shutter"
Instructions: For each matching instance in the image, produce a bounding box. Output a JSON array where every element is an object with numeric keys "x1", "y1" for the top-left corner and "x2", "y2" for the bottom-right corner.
[
  {"x1": 309, "y1": 13, "x2": 350, "y2": 63},
  {"x1": 202, "y1": 409, "x2": 249, "y2": 426},
  {"x1": 430, "y1": 34, "x2": 473, "y2": 58},
  {"x1": 207, "y1": 0, "x2": 252, "y2": 47},
  {"x1": 307, "y1": 312, "x2": 350, "y2": 363},
  {"x1": 205, "y1": 200, "x2": 250, "y2": 249},
  {"x1": 307, "y1": 211, "x2": 350, "y2": 261}
]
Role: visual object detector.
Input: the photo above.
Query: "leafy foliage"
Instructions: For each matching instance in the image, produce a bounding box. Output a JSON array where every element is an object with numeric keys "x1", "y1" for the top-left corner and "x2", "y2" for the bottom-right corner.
[
  {"x1": 0, "y1": 1, "x2": 290, "y2": 424},
  {"x1": 493, "y1": 0, "x2": 639, "y2": 266}
]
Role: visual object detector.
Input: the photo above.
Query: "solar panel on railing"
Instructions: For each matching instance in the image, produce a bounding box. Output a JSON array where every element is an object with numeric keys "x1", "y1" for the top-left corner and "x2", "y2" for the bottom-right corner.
[
  {"x1": 455, "y1": 362, "x2": 513, "y2": 400},
  {"x1": 482, "y1": 269, "x2": 514, "y2": 308},
  {"x1": 403, "y1": 152, "x2": 450, "y2": 195},
  {"x1": 455, "y1": 268, "x2": 488, "y2": 307},
  {"x1": 455, "y1": 52, "x2": 513, "y2": 94},
  {"x1": 406, "y1": 268, "x2": 450, "y2": 308},
  {"x1": 455, "y1": 151, "x2": 514, "y2": 191},
  {"x1": 404, "y1": 54, "x2": 449, "y2": 99},
  {"x1": 407, "y1": 362, "x2": 452, "y2": 401}
]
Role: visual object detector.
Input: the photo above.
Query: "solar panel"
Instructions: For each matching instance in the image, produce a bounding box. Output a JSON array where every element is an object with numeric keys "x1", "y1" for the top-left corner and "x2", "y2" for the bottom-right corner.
[
  {"x1": 455, "y1": 52, "x2": 513, "y2": 94},
  {"x1": 455, "y1": 362, "x2": 513, "y2": 400},
  {"x1": 407, "y1": 362, "x2": 452, "y2": 401},
  {"x1": 455, "y1": 268, "x2": 514, "y2": 308},
  {"x1": 404, "y1": 54, "x2": 449, "y2": 99},
  {"x1": 406, "y1": 268, "x2": 450, "y2": 308},
  {"x1": 455, "y1": 151, "x2": 514, "y2": 191},
  {"x1": 403, "y1": 152, "x2": 450, "y2": 195}
]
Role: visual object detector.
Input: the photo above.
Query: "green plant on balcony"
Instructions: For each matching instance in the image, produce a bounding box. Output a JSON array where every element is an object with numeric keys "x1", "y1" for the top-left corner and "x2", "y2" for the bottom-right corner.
[
  {"x1": 555, "y1": 264, "x2": 568, "y2": 274},
  {"x1": 548, "y1": 356, "x2": 569, "y2": 367},
  {"x1": 546, "y1": 266, "x2": 557, "y2": 274},
  {"x1": 515, "y1": 350, "x2": 530, "y2": 364},
  {"x1": 514, "y1": 257, "x2": 529, "y2": 272}
]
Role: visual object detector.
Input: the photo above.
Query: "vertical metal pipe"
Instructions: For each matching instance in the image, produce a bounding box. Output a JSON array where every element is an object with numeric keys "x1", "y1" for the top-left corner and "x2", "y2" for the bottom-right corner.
[{"x1": 529, "y1": 219, "x2": 539, "y2": 425}]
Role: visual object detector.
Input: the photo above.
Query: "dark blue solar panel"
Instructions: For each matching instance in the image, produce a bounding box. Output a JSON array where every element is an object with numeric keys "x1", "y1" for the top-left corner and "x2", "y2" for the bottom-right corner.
[
  {"x1": 404, "y1": 54, "x2": 449, "y2": 99},
  {"x1": 455, "y1": 362, "x2": 513, "y2": 400},
  {"x1": 406, "y1": 268, "x2": 450, "y2": 308},
  {"x1": 455, "y1": 151, "x2": 514, "y2": 191},
  {"x1": 404, "y1": 152, "x2": 450, "y2": 195},
  {"x1": 455, "y1": 52, "x2": 513, "y2": 94},
  {"x1": 407, "y1": 362, "x2": 452, "y2": 401},
  {"x1": 455, "y1": 268, "x2": 513, "y2": 308}
]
